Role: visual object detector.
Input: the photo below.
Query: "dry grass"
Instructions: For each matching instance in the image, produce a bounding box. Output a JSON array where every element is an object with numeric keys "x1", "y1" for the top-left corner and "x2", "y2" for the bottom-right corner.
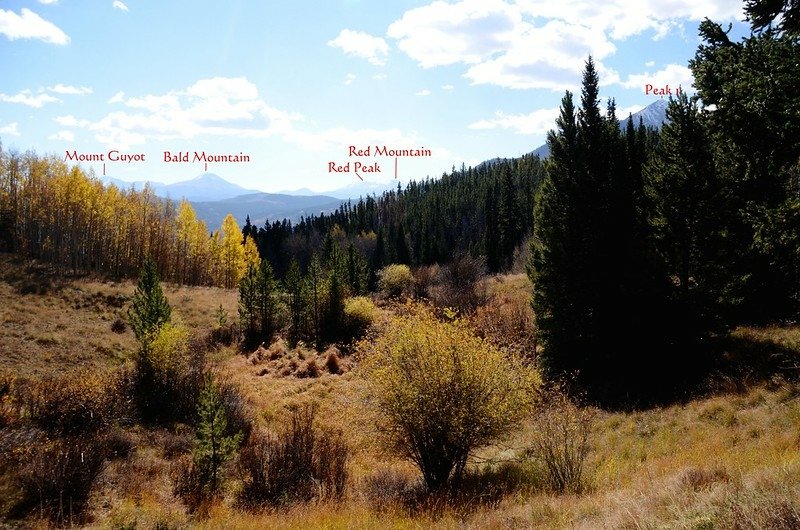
[
  {"x1": 0, "y1": 254, "x2": 238, "y2": 378},
  {"x1": 4, "y1": 257, "x2": 800, "y2": 528}
]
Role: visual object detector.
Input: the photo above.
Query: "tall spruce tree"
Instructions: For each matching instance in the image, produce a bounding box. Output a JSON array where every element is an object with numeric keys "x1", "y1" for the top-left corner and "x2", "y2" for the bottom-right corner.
[
  {"x1": 238, "y1": 264, "x2": 258, "y2": 345},
  {"x1": 690, "y1": 19, "x2": 800, "y2": 322},
  {"x1": 644, "y1": 92, "x2": 718, "y2": 304},
  {"x1": 497, "y1": 164, "x2": 521, "y2": 270},
  {"x1": 285, "y1": 258, "x2": 305, "y2": 345},
  {"x1": 529, "y1": 57, "x2": 670, "y2": 404},
  {"x1": 306, "y1": 253, "x2": 325, "y2": 350},
  {"x1": 129, "y1": 255, "x2": 171, "y2": 348},
  {"x1": 255, "y1": 259, "x2": 278, "y2": 343}
]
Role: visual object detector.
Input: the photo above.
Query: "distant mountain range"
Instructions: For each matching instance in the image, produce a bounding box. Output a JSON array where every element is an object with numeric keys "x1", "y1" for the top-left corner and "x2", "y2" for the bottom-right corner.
[
  {"x1": 101, "y1": 174, "x2": 345, "y2": 228},
  {"x1": 101, "y1": 172, "x2": 260, "y2": 202},
  {"x1": 100, "y1": 100, "x2": 669, "y2": 229},
  {"x1": 102, "y1": 173, "x2": 401, "y2": 228},
  {"x1": 191, "y1": 192, "x2": 343, "y2": 229},
  {"x1": 278, "y1": 180, "x2": 398, "y2": 200},
  {"x1": 527, "y1": 98, "x2": 670, "y2": 160}
]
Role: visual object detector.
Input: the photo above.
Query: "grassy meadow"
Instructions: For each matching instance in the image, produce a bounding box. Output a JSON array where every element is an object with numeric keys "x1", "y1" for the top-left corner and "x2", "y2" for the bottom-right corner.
[{"x1": 2, "y1": 253, "x2": 800, "y2": 529}]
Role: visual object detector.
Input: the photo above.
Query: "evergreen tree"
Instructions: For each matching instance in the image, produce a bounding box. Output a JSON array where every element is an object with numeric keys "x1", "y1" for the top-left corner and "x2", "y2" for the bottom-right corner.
[
  {"x1": 484, "y1": 186, "x2": 500, "y2": 273},
  {"x1": 497, "y1": 164, "x2": 521, "y2": 270},
  {"x1": 746, "y1": 0, "x2": 800, "y2": 35},
  {"x1": 285, "y1": 258, "x2": 305, "y2": 345},
  {"x1": 306, "y1": 253, "x2": 325, "y2": 350},
  {"x1": 242, "y1": 215, "x2": 253, "y2": 243},
  {"x1": 128, "y1": 255, "x2": 172, "y2": 348},
  {"x1": 394, "y1": 224, "x2": 411, "y2": 265},
  {"x1": 644, "y1": 92, "x2": 718, "y2": 303},
  {"x1": 322, "y1": 270, "x2": 345, "y2": 343},
  {"x1": 691, "y1": 20, "x2": 800, "y2": 322},
  {"x1": 238, "y1": 264, "x2": 258, "y2": 345},
  {"x1": 255, "y1": 259, "x2": 278, "y2": 343},
  {"x1": 529, "y1": 90, "x2": 585, "y2": 385},
  {"x1": 345, "y1": 242, "x2": 368, "y2": 295},
  {"x1": 194, "y1": 374, "x2": 243, "y2": 495},
  {"x1": 529, "y1": 57, "x2": 669, "y2": 404}
]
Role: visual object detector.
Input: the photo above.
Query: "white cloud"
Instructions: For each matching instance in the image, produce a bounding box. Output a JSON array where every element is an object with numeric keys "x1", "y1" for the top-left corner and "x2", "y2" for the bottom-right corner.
[
  {"x1": 61, "y1": 76, "x2": 303, "y2": 149},
  {"x1": 388, "y1": 0, "x2": 521, "y2": 68},
  {"x1": 441, "y1": 84, "x2": 454, "y2": 91},
  {"x1": 386, "y1": 0, "x2": 742, "y2": 91},
  {"x1": 344, "y1": 73, "x2": 356, "y2": 86},
  {"x1": 620, "y1": 63, "x2": 695, "y2": 92},
  {"x1": 0, "y1": 90, "x2": 60, "y2": 107},
  {"x1": 645, "y1": 60, "x2": 655, "y2": 67},
  {"x1": 415, "y1": 89, "x2": 431, "y2": 96},
  {"x1": 469, "y1": 107, "x2": 560, "y2": 135},
  {"x1": 464, "y1": 20, "x2": 618, "y2": 90},
  {"x1": 0, "y1": 122, "x2": 20, "y2": 137},
  {"x1": 55, "y1": 115, "x2": 92, "y2": 127},
  {"x1": 515, "y1": 0, "x2": 742, "y2": 40},
  {"x1": 328, "y1": 29, "x2": 389, "y2": 66},
  {"x1": 112, "y1": 1, "x2": 129, "y2": 12},
  {"x1": 38, "y1": 0, "x2": 59, "y2": 4},
  {"x1": 60, "y1": 76, "x2": 452, "y2": 165},
  {"x1": 372, "y1": 73, "x2": 387, "y2": 80},
  {"x1": 48, "y1": 83, "x2": 93, "y2": 95},
  {"x1": 0, "y1": 8, "x2": 69, "y2": 44},
  {"x1": 48, "y1": 130, "x2": 74, "y2": 141}
]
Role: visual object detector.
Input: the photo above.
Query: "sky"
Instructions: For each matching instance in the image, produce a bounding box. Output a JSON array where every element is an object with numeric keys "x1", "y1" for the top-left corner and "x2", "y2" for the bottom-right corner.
[{"x1": 0, "y1": 0, "x2": 748, "y2": 193}]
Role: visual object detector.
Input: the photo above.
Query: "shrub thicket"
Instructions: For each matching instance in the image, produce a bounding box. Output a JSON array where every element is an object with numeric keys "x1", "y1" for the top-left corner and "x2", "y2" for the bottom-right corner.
[
  {"x1": 134, "y1": 322, "x2": 204, "y2": 423},
  {"x1": 362, "y1": 303, "x2": 538, "y2": 491},
  {"x1": 237, "y1": 405, "x2": 349, "y2": 507},
  {"x1": 16, "y1": 436, "x2": 107, "y2": 526},
  {"x1": 527, "y1": 388, "x2": 593, "y2": 494},
  {"x1": 343, "y1": 296, "x2": 377, "y2": 340},
  {"x1": 377, "y1": 264, "x2": 415, "y2": 299}
]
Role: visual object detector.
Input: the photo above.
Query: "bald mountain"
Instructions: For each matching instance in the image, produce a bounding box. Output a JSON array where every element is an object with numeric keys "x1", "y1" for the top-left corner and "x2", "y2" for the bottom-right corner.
[
  {"x1": 190, "y1": 192, "x2": 343, "y2": 229},
  {"x1": 101, "y1": 172, "x2": 260, "y2": 202}
]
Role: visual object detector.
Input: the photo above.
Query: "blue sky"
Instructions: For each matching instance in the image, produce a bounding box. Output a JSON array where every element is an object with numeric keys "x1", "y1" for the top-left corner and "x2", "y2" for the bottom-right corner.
[{"x1": 0, "y1": 0, "x2": 747, "y2": 193}]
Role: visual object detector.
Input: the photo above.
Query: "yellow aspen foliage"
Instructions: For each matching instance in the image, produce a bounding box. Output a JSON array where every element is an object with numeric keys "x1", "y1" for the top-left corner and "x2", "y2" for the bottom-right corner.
[
  {"x1": 0, "y1": 148, "x2": 231, "y2": 285},
  {"x1": 220, "y1": 213, "x2": 245, "y2": 289},
  {"x1": 243, "y1": 234, "x2": 261, "y2": 273}
]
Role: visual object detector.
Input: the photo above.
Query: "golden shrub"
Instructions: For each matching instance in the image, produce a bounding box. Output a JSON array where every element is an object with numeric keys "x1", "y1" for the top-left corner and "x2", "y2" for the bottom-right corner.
[
  {"x1": 377, "y1": 264, "x2": 415, "y2": 299},
  {"x1": 361, "y1": 303, "x2": 539, "y2": 490}
]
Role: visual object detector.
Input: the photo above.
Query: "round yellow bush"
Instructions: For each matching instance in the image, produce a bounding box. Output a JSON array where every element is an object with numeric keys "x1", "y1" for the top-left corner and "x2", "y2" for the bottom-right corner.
[{"x1": 361, "y1": 303, "x2": 539, "y2": 490}]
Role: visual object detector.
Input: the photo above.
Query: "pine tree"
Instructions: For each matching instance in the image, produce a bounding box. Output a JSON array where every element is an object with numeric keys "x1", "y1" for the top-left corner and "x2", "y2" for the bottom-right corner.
[
  {"x1": 322, "y1": 269, "x2": 345, "y2": 343},
  {"x1": 285, "y1": 258, "x2": 305, "y2": 345},
  {"x1": 644, "y1": 92, "x2": 718, "y2": 301},
  {"x1": 306, "y1": 253, "x2": 325, "y2": 350},
  {"x1": 255, "y1": 259, "x2": 278, "y2": 343},
  {"x1": 484, "y1": 187, "x2": 500, "y2": 273},
  {"x1": 691, "y1": 20, "x2": 800, "y2": 322},
  {"x1": 194, "y1": 374, "x2": 243, "y2": 494},
  {"x1": 529, "y1": 89, "x2": 584, "y2": 384},
  {"x1": 345, "y1": 242, "x2": 368, "y2": 295},
  {"x1": 128, "y1": 255, "x2": 171, "y2": 348},
  {"x1": 394, "y1": 224, "x2": 411, "y2": 265},
  {"x1": 238, "y1": 264, "x2": 258, "y2": 345},
  {"x1": 497, "y1": 164, "x2": 520, "y2": 270},
  {"x1": 529, "y1": 57, "x2": 669, "y2": 403},
  {"x1": 746, "y1": 0, "x2": 800, "y2": 35}
]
